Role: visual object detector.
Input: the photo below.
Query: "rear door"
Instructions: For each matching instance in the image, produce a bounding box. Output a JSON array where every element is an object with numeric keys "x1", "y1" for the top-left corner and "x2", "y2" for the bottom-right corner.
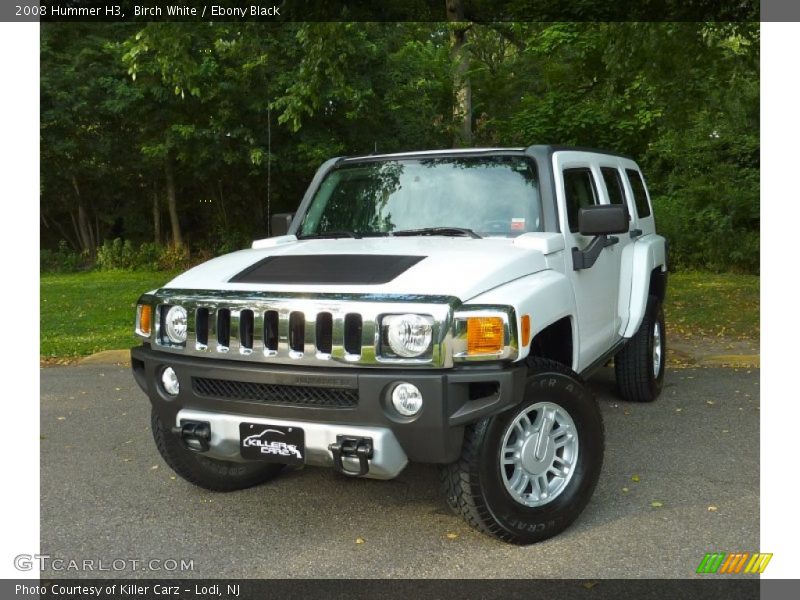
[{"x1": 596, "y1": 160, "x2": 637, "y2": 338}]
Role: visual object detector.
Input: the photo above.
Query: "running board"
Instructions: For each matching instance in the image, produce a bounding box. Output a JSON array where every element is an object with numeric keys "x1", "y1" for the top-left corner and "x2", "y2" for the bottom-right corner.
[{"x1": 579, "y1": 339, "x2": 627, "y2": 379}]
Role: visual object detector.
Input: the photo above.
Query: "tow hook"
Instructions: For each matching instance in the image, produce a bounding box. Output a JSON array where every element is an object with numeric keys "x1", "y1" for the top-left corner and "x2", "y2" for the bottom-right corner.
[
  {"x1": 329, "y1": 435, "x2": 374, "y2": 477},
  {"x1": 172, "y1": 420, "x2": 211, "y2": 452}
]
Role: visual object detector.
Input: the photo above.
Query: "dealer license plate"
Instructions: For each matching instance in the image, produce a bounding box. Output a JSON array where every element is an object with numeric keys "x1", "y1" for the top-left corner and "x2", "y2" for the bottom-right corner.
[{"x1": 239, "y1": 422, "x2": 305, "y2": 465}]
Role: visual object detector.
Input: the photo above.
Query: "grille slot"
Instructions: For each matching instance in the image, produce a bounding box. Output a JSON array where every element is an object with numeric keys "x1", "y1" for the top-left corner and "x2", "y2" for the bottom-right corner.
[
  {"x1": 316, "y1": 312, "x2": 333, "y2": 354},
  {"x1": 192, "y1": 377, "x2": 359, "y2": 408},
  {"x1": 344, "y1": 313, "x2": 363, "y2": 356},
  {"x1": 239, "y1": 309, "x2": 254, "y2": 349},
  {"x1": 195, "y1": 308, "x2": 209, "y2": 347},
  {"x1": 264, "y1": 310, "x2": 279, "y2": 352},
  {"x1": 289, "y1": 311, "x2": 305, "y2": 353},
  {"x1": 217, "y1": 308, "x2": 231, "y2": 348}
]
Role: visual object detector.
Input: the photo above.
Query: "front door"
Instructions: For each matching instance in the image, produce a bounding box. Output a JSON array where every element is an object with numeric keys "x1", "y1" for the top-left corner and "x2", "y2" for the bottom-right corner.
[{"x1": 553, "y1": 152, "x2": 628, "y2": 371}]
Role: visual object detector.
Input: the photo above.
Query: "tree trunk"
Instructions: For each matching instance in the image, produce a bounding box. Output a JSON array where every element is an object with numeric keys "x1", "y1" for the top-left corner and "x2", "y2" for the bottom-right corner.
[
  {"x1": 72, "y1": 176, "x2": 95, "y2": 256},
  {"x1": 164, "y1": 156, "x2": 183, "y2": 248},
  {"x1": 153, "y1": 185, "x2": 161, "y2": 246},
  {"x1": 42, "y1": 210, "x2": 80, "y2": 251},
  {"x1": 447, "y1": 0, "x2": 472, "y2": 147},
  {"x1": 217, "y1": 180, "x2": 229, "y2": 229}
]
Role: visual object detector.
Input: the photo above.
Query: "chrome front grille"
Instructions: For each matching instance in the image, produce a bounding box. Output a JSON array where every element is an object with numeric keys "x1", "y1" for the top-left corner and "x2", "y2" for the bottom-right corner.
[{"x1": 147, "y1": 290, "x2": 457, "y2": 368}]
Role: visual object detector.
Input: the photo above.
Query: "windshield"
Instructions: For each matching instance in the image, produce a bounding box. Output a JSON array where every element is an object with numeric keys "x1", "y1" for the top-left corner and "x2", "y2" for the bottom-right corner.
[{"x1": 297, "y1": 156, "x2": 542, "y2": 238}]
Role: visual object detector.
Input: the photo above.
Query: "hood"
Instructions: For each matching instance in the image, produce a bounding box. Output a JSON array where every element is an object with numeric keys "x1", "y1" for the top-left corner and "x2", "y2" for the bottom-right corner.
[{"x1": 164, "y1": 236, "x2": 550, "y2": 302}]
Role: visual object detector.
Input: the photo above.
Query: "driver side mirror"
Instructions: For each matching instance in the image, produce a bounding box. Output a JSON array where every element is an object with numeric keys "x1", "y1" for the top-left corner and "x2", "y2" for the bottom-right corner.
[
  {"x1": 271, "y1": 212, "x2": 294, "y2": 236},
  {"x1": 572, "y1": 204, "x2": 629, "y2": 271},
  {"x1": 578, "y1": 204, "x2": 629, "y2": 236}
]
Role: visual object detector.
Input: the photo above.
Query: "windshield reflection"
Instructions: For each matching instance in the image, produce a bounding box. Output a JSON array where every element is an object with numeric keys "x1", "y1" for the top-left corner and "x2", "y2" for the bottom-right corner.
[{"x1": 298, "y1": 156, "x2": 542, "y2": 238}]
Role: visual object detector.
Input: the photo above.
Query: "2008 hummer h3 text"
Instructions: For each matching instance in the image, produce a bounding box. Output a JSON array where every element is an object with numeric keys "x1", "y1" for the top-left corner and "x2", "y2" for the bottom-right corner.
[{"x1": 131, "y1": 145, "x2": 667, "y2": 544}]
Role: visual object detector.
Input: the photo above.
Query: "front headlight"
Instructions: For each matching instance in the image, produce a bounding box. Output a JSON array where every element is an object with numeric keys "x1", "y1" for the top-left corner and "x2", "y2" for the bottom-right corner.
[
  {"x1": 164, "y1": 305, "x2": 188, "y2": 344},
  {"x1": 383, "y1": 314, "x2": 434, "y2": 358}
]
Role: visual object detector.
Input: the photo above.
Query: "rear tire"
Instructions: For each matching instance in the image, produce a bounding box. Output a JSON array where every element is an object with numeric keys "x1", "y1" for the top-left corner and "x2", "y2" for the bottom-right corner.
[
  {"x1": 151, "y1": 409, "x2": 284, "y2": 492},
  {"x1": 439, "y1": 358, "x2": 604, "y2": 544},
  {"x1": 615, "y1": 294, "x2": 666, "y2": 403}
]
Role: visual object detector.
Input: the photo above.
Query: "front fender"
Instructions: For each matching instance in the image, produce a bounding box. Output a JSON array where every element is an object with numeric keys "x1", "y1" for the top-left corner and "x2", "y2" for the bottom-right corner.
[{"x1": 464, "y1": 270, "x2": 576, "y2": 364}]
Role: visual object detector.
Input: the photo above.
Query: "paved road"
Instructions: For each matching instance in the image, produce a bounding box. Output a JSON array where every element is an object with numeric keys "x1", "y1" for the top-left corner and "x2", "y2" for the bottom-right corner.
[{"x1": 40, "y1": 363, "x2": 759, "y2": 578}]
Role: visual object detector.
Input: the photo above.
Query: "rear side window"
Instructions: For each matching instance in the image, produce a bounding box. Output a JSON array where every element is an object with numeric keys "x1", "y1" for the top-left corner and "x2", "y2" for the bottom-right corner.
[
  {"x1": 626, "y1": 169, "x2": 651, "y2": 218},
  {"x1": 563, "y1": 168, "x2": 598, "y2": 232},
  {"x1": 601, "y1": 167, "x2": 626, "y2": 205}
]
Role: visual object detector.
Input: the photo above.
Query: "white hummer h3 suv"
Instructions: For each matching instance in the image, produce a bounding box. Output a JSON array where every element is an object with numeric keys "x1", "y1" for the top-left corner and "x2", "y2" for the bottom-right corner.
[{"x1": 131, "y1": 145, "x2": 668, "y2": 544}]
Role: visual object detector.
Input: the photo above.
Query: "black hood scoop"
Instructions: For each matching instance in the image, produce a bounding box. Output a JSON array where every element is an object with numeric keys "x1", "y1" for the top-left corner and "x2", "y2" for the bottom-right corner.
[{"x1": 229, "y1": 254, "x2": 426, "y2": 285}]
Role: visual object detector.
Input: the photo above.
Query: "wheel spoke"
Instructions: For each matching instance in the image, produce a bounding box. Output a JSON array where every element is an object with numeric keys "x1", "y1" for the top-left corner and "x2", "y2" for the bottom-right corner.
[
  {"x1": 552, "y1": 428, "x2": 573, "y2": 447},
  {"x1": 519, "y1": 412, "x2": 532, "y2": 432},
  {"x1": 549, "y1": 460, "x2": 570, "y2": 478},
  {"x1": 530, "y1": 408, "x2": 545, "y2": 432},
  {"x1": 511, "y1": 471, "x2": 530, "y2": 495},
  {"x1": 537, "y1": 475, "x2": 549, "y2": 499},
  {"x1": 531, "y1": 474, "x2": 543, "y2": 497}
]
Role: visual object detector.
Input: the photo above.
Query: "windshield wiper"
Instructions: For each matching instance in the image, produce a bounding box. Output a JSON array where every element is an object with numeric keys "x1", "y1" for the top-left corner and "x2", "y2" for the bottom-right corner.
[
  {"x1": 392, "y1": 227, "x2": 482, "y2": 239},
  {"x1": 298, "y1": 231, "x2": 393, "y2": 240},
  {"x1": 297, "y1": 231, "x2": 358, "y2": 239}
]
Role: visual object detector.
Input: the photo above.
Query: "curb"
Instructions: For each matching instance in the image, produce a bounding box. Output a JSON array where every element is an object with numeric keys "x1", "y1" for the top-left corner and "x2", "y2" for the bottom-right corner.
[
  {"x1": 77, "y1": 349, "x2": 131, "y2": 366},
  {"x1": 700, "y1": 354, "x2": 760, "y2": 368}
]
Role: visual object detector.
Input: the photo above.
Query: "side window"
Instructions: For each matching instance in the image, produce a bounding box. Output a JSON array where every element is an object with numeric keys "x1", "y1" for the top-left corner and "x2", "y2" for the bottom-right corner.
[
  {"x1": 601, "y1": 167, "x2": 626, "y2": 205},
  {"x1": 563, "y1": 168, "x2": 598, "y2": 233},
  {"x1": 626, "y1": 169, "x2": 652, "y2": 218}
]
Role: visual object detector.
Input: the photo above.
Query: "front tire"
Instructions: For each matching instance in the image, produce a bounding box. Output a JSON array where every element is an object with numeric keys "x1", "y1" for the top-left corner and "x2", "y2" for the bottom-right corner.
[
  {"x1": 615, "y1": 294, "x2": 666, "y2": 402},
  {"x1": 439, "y1": 359, "x2": 604, "y2": 544},
  {"x1": 151, "y1": 409, "x2": 284, "y2": 492}
]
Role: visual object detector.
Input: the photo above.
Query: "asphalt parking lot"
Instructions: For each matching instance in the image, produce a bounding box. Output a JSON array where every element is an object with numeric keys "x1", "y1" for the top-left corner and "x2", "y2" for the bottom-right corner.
[{"x1": 40, "y1": 362, "x2": 759, "y2": 579}]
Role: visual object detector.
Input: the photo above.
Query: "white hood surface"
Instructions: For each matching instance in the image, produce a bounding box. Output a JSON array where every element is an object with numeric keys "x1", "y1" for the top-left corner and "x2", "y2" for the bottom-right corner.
[{"x1": 165, "y1": 237, "x2": 549, "y2": 302}]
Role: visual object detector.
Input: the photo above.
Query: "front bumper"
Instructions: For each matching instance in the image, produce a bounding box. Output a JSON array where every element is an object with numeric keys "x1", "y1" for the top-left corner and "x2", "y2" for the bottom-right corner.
[{"x1": 131, "y1": 345, "x2": 526, "y2": 477}]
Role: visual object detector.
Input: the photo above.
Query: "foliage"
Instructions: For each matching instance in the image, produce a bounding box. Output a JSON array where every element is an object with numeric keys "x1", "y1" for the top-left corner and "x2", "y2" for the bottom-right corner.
[
  {"x1": 40, "y1": 22, "x2": 759, "y2": 272},
  {"x1": 95, "y1": 238, "x2": 193, "y2": 271},
  {"x1": 40, "y1": 241, "x2": 88, "y2": 273}
]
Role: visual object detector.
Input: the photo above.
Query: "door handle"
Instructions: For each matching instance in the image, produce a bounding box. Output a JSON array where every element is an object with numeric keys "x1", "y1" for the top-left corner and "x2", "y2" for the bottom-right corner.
[{"x1": 630, "y1": 228, "x2": 643, "y2": 239}]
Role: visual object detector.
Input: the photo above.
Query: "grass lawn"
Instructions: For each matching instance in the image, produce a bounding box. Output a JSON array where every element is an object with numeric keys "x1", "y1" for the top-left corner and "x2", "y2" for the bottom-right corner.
[
  {"x1": 41, "y1": 271, "x2": 178, "y2": 360},
  {"x1": 664, "y1": 272, "x2": 759, "y2": 340},
  {"x1": 40, "y1": 270, "x2": 759, "y2": 360}
]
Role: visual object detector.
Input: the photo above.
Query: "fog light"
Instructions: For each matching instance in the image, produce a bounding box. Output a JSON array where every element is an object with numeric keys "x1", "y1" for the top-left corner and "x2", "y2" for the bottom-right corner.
[
  {"x1": 161, "y1": 367, "x2": 180, "y2": 396},
  {"x1": 391, "y1": 383, "x2": 423, "y2": 416}
]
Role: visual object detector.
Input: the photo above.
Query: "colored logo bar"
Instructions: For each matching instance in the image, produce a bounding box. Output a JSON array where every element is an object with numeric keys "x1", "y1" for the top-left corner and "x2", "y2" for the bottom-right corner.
[{"x1": 696, "y1": 552, "x2": 773, "y2": 574}]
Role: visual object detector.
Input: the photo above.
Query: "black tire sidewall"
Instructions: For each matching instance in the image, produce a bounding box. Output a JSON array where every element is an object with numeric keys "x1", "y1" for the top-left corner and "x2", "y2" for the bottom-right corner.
[{"x1": 475, "y1": 370, "x2": 604, "y2": 543}]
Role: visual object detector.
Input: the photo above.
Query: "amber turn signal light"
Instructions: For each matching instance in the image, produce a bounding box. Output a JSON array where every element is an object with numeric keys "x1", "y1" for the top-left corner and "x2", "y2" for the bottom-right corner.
[
  {"x1": 521, "y1": 314, "x2": 531, "y2": 347},
  {"x1": 467, "y1": 317, "x2": 504, "y2": 355},
  {"x1": 137, "y1": 304, "x2": 152, "y2": 336}
]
